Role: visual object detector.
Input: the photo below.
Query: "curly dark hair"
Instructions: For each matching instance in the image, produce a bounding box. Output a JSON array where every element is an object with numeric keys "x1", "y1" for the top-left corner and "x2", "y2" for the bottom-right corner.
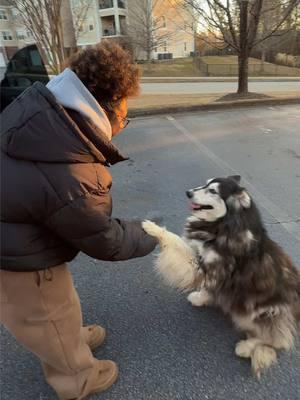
[{"x1": 66, "y1": 41, "x2": 140, "y2": 109}]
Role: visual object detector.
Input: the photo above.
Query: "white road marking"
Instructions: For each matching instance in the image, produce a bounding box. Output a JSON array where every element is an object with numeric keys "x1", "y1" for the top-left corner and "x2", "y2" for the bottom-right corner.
[{"x1": 166, "y1": 115, "x2": 300, "y2": 242}]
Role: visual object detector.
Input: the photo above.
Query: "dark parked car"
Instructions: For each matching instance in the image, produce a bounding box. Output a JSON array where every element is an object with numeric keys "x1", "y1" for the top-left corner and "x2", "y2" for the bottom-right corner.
[{"x1": 0, "y1": 44, "x2": 49, "y2": 112}]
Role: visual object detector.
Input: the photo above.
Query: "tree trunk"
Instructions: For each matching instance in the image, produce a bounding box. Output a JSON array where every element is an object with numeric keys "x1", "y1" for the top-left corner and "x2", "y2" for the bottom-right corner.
[
  {"x1": 238, "y1": 52, "x2": 249, "y2": 94},
  {"x1": 146, "y1": 47, "x2": 152, "y2": 63},
  {"x1": 238, "y1": 0, "x2": 249, "y2": 95},
  {"x1": 260, "y1": 48, "x2": 266, "y2": 72}
]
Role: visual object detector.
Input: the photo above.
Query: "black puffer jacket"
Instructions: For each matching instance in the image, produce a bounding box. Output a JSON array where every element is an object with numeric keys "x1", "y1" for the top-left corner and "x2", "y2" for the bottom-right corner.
[{"x1": 0, "y1": 82, "x2": 156, "y2": 271}]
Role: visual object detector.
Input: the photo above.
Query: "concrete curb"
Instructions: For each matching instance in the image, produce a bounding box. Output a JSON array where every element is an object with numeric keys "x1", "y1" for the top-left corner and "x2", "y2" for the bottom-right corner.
[
  {"x1": 141, "y1": 77, "x2": 300, "y2": 83},
  {"x1": 128, "y1": 96, "x2": 300, "y2": 118}
]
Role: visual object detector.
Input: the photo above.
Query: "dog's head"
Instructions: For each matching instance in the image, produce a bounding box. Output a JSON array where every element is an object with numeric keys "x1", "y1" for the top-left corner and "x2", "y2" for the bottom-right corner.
[{"x1": 186, "y1": 175, "x2": 251, "y2": 222}]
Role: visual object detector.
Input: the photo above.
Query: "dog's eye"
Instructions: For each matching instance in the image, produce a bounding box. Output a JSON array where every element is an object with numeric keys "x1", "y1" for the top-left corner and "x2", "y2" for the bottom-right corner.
[{"x1": 209, "y1": 188, "x2": 217, "y2": 194}]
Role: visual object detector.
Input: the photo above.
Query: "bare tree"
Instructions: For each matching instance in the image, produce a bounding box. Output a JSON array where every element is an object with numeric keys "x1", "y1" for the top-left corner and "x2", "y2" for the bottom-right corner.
[
  {"x1": 8, "y1": 0, "x2": 92, "y2": 74},
  {"x1": 127, "y1": 0, "x2": 176, "y2": 61},
  {"x1": 181, "y1": 0, "x2": 300, "y2": 95},
  {"x1": 71, "y1": 0, "x2": 94, "y2": 40},
  {"x1": 8, "y1": 0, "x2": 66, "y2": 74}
]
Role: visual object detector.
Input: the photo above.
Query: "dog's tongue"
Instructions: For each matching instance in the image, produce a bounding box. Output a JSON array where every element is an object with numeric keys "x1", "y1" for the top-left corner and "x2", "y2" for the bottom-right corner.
[{"x1": 190, "y1": 202, "x2": 202, "y2": 210}]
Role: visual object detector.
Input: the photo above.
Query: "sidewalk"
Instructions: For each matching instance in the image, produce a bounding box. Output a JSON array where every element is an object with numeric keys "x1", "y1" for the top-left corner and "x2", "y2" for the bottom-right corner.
[{"x1": 128, "y1": 91, "x2": 300, "y2": 117}]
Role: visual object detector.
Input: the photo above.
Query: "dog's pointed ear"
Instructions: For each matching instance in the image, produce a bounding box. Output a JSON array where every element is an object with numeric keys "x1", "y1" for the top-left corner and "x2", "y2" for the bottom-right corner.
[
  {"x1": 228, "y1": 175, "x2": 241, "y2": 184},
  {"x1": 227, "y1": 189, "x2": 251, "y2": 210},
  {"x1": 237, "y1": 189, "x2": 251, "y2": 208}
]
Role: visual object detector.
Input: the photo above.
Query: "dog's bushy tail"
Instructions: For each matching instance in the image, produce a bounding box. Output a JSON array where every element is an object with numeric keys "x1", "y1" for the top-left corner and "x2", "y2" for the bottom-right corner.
[
  {"x1": 294, "y1": 297, "x2": 300, "y2": 323},
  {"x1": 293, "y1": 278, "x2": 300, "y2": 323}
]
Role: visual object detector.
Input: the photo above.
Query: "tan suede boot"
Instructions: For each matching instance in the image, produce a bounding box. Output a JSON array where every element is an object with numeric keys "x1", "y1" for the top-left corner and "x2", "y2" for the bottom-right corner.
[
  {"x1": 84, "y1": 360, "x2": 119, "y2": 399},
  {"x1": 82, "y1": 325, "x2": 106, "y2": 350},
  {"x1": 58, "y1": 360, "x2": 118, "y2": 400}
]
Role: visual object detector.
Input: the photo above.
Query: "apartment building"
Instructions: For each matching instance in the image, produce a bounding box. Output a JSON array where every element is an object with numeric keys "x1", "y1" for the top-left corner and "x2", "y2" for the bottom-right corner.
[
  {"x1": 73, "y1": 0, "x2": 194, "y2": 59},
  {"x1": 73, "y1": 0, "x2": 128, "y2": 47},
  {"x1": 0, "y1": 0, "x2": 194, "y2": 69},
  {"x1": 127, "y1": 0, "x2": 195, "y2": 60},
  {"x1": 153, "y1": 0, "x2": 195, "y2": 60},
  {"x1": 0, "y1": 0, "x2": 34, "y2": 71}
]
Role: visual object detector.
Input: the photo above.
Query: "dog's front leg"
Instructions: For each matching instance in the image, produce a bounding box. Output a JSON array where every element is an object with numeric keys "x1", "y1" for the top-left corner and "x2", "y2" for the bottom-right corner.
[
  {"x1": 142, "y1": 220, "x2": 200, "y2": 290},
  {"x1": 187, "y1": 289, "x2": 214, "y2": 307}
]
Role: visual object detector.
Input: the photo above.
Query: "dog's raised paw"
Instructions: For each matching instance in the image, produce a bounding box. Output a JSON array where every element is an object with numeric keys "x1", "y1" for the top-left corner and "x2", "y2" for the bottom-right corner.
[{"x1": 142, "y1": 220, "x2": 165, "y2": 238}]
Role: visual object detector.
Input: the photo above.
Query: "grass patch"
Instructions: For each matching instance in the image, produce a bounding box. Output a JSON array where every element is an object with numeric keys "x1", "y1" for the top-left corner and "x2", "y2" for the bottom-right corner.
[
  {"x1": 201, "y1": 56, "x2": 262, "y2": 65},
  {"x1": 141, "y1": 57, "x2": 203, "y2": 77},
  {"x1": 216, "y1": 92, "x2": 271, "y2": 102},
  {"x1": 200, "y1": 56, "x2": 300, "y2": 76}
]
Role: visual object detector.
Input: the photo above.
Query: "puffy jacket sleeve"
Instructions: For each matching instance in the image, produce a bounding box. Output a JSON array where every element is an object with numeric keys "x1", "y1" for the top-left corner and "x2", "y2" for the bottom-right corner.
[{"x1": 45, "y1": 192, "x2": 157, "y2": 261}]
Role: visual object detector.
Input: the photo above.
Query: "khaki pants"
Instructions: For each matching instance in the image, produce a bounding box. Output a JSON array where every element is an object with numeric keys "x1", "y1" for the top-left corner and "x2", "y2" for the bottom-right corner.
[{"x1": 0, "y1": 264, "x2": 100, "y2": 400}]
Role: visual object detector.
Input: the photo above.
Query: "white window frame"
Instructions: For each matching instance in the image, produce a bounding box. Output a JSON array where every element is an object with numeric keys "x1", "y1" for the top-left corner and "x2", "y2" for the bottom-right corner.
[
  {"x1": 17, "y1": 30, "x2": 26, "y2": 40},
  {"x1": 2, "y1": 31, "x2": 13, "y2": 41},
  {"x1": 0, "y1": 9, "x2": 8, "y2": 20},
  {"x1": 12, "y1": 8, "x2": 18, "y2": 17}
]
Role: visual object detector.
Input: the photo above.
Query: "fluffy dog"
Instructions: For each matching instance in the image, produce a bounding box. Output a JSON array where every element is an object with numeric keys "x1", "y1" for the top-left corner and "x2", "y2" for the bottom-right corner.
[{"x1": 143, "y1": 175, "x2": 300, "y2": 377}]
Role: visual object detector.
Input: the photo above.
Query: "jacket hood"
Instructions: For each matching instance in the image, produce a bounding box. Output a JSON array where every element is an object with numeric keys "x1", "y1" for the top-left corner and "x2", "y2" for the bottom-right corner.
[
  {"x1": 0, "y1": 82, "x2": 126, "y2": 165},
  {"x1": 46, "y1": 68, "x2": 112, "y2": 141}
]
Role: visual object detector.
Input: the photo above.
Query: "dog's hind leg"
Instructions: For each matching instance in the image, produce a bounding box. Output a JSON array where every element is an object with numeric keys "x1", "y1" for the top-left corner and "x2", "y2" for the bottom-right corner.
[
  {"x1": 235, "y1": 338, "x2": 277, "y2": 378},
  {"x1": 235, "y1": 338, "x2": 262, "y2": 359},
  {"x1": 235, "y1": 306, "x2": 296, "y2": 377},
  {"x1": 251, "y1": 345, "x2": 277, "y2": 378}
]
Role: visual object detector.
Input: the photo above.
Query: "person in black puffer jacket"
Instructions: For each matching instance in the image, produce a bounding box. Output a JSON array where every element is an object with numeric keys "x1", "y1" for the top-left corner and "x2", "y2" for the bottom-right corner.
[{"x1": 0, "y1": 41, "x2": 157, "y2": 400}]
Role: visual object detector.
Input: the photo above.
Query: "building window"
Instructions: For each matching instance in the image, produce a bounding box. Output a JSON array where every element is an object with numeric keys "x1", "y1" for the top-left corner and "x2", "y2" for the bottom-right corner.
[
  {"x1": 0, "y1": 9, "x2": 8, "y2": 20},
  {"x1": 26, "y1": 30, "x2": 33, "y2": 38},
  {"x1": 2, "y1": 31, "x2": 13, "y2": 40},
  {"x1": 184, "y1": 42, "x2": 187, "y2": 51},
  {"x1": 154, "y1": 47, "x2": 157, "y2": 52},
  {"x1": 17, "y1": 31, "x2": 25, "y2": 40},
  {"x1": 89, "y1": 24, "x2": 94, "y2": 31},
  {"x1": 118, "y1": 0, "x2": 126, "y2": 8},
  {"x1": 164, "y1": 41, "x2": 167, "y2": 52},
  {"x1": 101, "y1": 16, "x2": 116, "y2": 36},
  {"x1": 99, "y1": 0, "x2": 113, "y2": 9},
  {"x1": 161, "y1": 16, "x2": 166, "y2": 28}
]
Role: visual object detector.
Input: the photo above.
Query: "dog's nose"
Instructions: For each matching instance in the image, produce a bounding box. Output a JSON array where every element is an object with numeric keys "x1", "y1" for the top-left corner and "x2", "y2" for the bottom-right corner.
[{"x1": 186, "y1": 190, "x2": 193, "y2": 199}]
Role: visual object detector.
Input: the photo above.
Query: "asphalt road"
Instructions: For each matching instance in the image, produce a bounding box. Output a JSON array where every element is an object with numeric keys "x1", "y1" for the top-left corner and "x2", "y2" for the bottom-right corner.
[
  {"x1": 141, "y1": 81, "x2": 300, "y2": 94},
  {"x1": 1, "y1": 104, "x2": 300, "y2": 400}
]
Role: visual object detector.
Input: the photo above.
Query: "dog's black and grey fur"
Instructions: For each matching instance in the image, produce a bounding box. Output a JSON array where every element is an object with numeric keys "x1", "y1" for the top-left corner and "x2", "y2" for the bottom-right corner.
[{"x1": 143, "y1": 176, "x2": 300, "y2": 377}]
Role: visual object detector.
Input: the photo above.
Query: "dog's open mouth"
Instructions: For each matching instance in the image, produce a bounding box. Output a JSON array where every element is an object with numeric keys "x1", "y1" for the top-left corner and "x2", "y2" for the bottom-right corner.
[{"x1": 190, "y1": 203, "x2": 214, "y2": 211}]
